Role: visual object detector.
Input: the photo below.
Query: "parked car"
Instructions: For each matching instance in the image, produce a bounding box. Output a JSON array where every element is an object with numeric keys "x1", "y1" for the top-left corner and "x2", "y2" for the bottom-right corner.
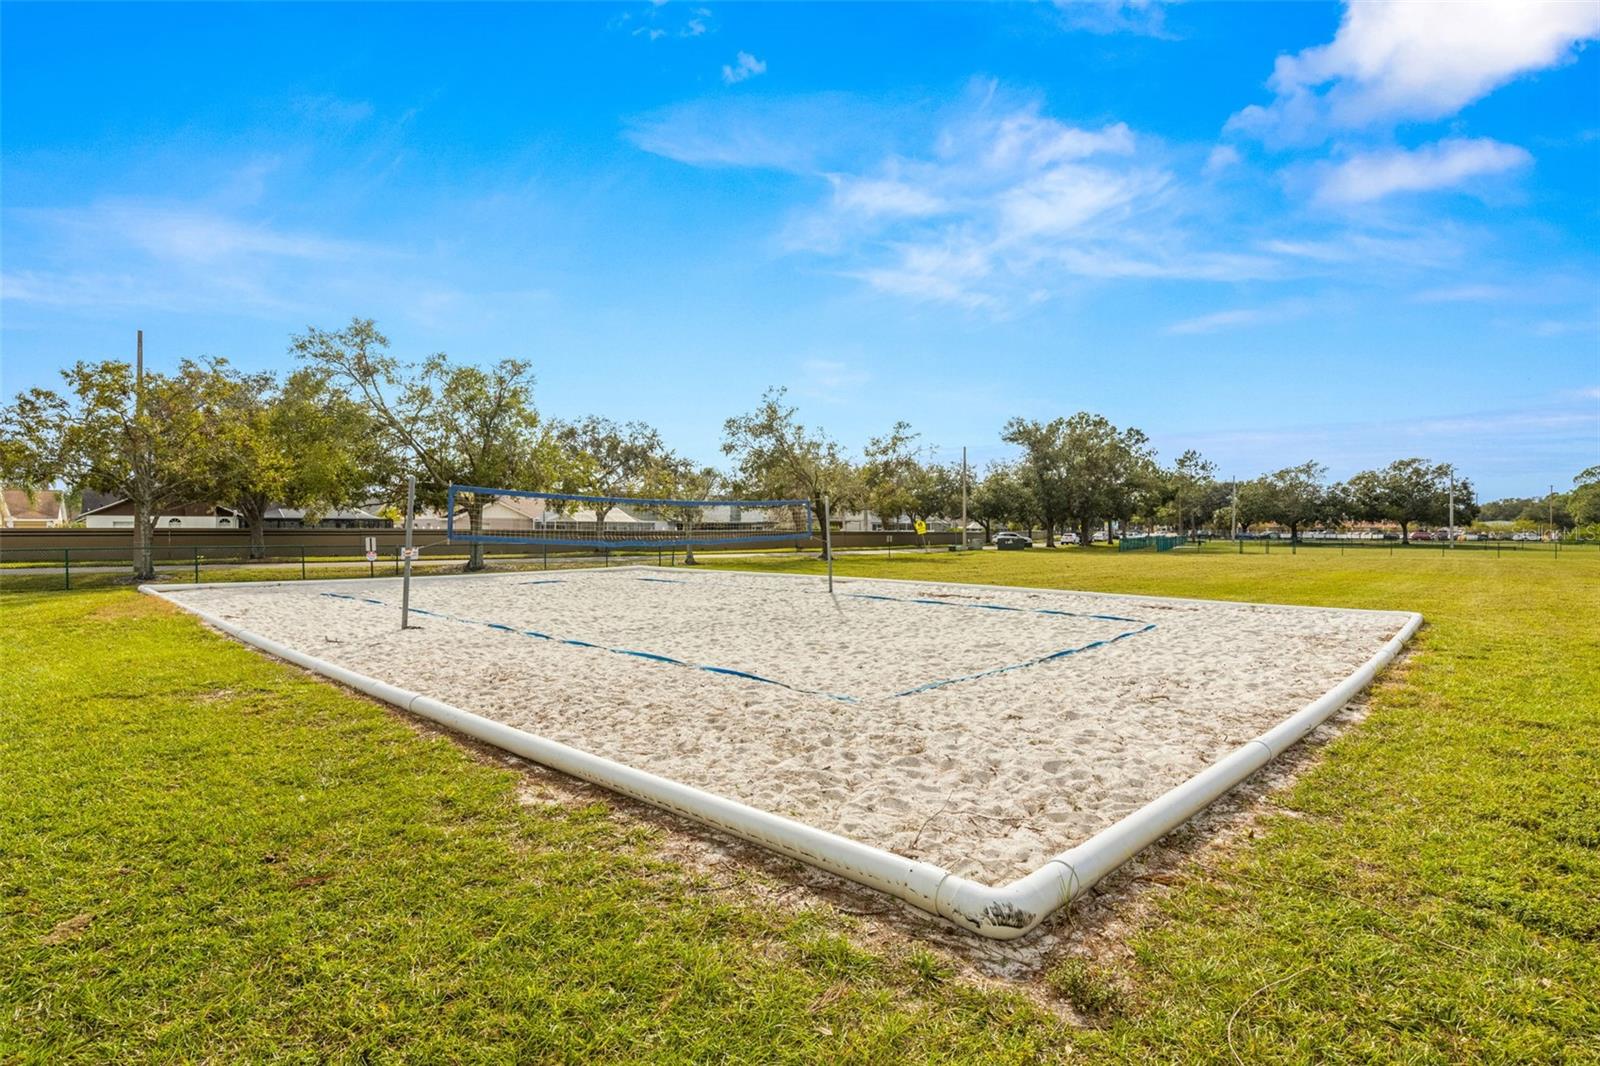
[
  {"x1": 1410, "y1": 531, "x2": 1433, "y2": 542},
  {"x1": 1091, "y1": 530, "x2": 1109, "y2": 542},
  {"x1": 994, "y1": 531, "x2": 1033, "y2": 550},
  {"x1": 1061, "y1": 531, "x2": 1080, "y2": 544}
]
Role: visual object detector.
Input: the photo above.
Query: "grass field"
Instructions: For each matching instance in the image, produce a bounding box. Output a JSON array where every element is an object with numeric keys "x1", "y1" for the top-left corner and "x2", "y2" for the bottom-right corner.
[{"x1": 3, "y1": 547, "x2": 1596, "y2": 1062}]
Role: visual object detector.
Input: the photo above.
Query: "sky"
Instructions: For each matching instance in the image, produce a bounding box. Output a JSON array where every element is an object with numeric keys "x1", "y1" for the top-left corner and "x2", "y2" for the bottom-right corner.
[{"x1": 2, "y1": 1, "x2": 1598, "y2": 500}]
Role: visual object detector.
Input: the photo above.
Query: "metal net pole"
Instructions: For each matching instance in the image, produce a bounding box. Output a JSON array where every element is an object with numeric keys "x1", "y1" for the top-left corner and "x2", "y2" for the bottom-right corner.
[
  {"x1": 401, "y1": 474, "x2": 416, "y2": 630},
  {"x1": 823, "y1": 495, "x2": 833, "y2": 594}
]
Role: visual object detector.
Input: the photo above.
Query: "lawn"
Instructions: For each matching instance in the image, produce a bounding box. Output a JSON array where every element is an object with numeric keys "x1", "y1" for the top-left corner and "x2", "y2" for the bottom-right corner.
[{"x1": 2, "y1": 547, "x2": 1596, "y2": 1063}]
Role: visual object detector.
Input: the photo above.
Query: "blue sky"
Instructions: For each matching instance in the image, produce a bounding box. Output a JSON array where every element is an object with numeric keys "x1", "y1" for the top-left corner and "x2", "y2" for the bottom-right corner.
[{"x1": 2, "y1": 1, "x2": 1597, "y2": 499}]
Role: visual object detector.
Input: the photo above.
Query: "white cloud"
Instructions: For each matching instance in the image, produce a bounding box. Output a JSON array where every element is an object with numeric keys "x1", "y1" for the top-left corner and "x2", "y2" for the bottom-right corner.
[
  {"x1": 1204, "y1": 144, "x2": 1241, "y2": 175},
  {"x1": 1411, "y1": 283, "x2": 1513, "y2": 304},
  {"x1": 1166, "y1": 300, "x2": 1309, "y2": 335},
  {"x1": 721, "y1": 51, "x2": 767, "y2": 85},
  {"x1": 1314, "y1": 138, "x2": 1532, "y2": 204},
  {"x1": 794, "y1": 358, "x2": 869, "y2": 401},
  {"x1": 1230, "y1": 1, "x2": 1600, "y2": 144},
  {"x1": 826, "y1": 175, "x2": 946, "y2": 219},
  {"x1": 623, "y1": 4, "x2": 713, "y2": 41},
  {"x1": 1053, "y1": 0, "x2": 1173, "y2": 39},
  {"x1": 630, "y1": 85, "x2": 1558, "y2": 311}
]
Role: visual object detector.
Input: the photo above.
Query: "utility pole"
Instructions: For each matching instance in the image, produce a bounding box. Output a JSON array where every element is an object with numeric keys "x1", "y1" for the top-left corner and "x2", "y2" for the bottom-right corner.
[
  {"x1": 1448, "y1": 470, "x2": 1455, "y2": 547},
  {"x1": 960, "y1": 446, "x2": 969, "y2": 551},
  {"x1": 1549, "y1": 484, "x2": 1555, "y2": 542},
  {"x1": 1230, "y1": 479, "x2": 1238, "y2": 540},
  {"x1": 135, "y1": 329, "x2": 144, "y2": 417}
]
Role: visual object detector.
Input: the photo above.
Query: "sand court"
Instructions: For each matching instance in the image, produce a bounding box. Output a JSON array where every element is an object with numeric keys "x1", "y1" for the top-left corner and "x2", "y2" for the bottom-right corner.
[{"x1": 160, "y1": 566, "x2": 1413, "y2": 885}]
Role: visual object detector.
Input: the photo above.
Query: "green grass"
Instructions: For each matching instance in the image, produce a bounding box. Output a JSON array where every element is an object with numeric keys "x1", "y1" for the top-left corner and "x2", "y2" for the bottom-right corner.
[{"x1": 3, "y1": 547, "x2": 1596, "y2": 1062}]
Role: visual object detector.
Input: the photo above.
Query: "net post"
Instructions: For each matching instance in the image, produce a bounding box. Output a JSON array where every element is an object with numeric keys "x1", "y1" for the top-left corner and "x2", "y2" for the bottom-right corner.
[
  {"x1": 823, "y1": 494, "x2": 833, "y2": 594},
  {"x1": 401, "y1": 474, "x2": 416, "y2": 630}
]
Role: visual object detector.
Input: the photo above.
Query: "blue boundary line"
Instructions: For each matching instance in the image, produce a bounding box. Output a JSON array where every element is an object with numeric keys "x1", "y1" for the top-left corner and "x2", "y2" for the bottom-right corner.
[
  {"x1": 320, "y1": 591, "x2": 859, "y2": 703},
  {"x1": 318, "y1": 576, "x2": 1156, "y2": 701},
  {"x1": 891, "y1": 624, "x2": 1156, "y2": 696}
]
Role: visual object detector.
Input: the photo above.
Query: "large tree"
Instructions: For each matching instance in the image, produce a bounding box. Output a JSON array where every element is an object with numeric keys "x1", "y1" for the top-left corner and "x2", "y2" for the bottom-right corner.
[
  {"x1": 1163, "y1": 450, "x2": 1224, "y2": 537},
  {"x1": 293, "y1": 317, "x2": 558, "y2": 571},
  {"x1": 1345, "y1": 458, "x2": 1475, "y2": 543},
  {"x1": 559, "y1": 416, "x2": 667, "y2": 531},
  {"x1": 861, "y1": 422, "x2": 920, "y2": 532},
  {"x1": 1570, "y1": 466, "x2": 1600, "y2": 529},
  {"x1": 1251, "y1": 461, "x2": 1339, "y2": 542},
  {"x1": 721, "y1": 387, "x2": 861, "y2": 555},
  {"x1": 0, "y1": 357, "x2": 228, "y2": 579},
  {"x1": 640, "y1": 456, "x2": 724, "y2": 565},
  {"x1": 969, "y1": 461, "x2": 1035, "y2": 541},
  {"x1": 907, "y1": 460, "x2": 965, "y2": 527},
  {"x1": 999, "y1": 418, "x2": 1071, "y2": 547},
  {"x1": 206, "y1": 367, "x2": 386, "y2": 558}
]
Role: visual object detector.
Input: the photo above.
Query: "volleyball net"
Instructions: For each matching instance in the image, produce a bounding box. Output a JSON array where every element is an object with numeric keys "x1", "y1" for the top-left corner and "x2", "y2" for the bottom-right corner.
[{"x1": 444, "y1": 483, "x2": 815, "y2": 550}]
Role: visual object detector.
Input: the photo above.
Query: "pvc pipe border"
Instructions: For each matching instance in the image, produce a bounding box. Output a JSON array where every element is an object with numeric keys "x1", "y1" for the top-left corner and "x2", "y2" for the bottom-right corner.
[{"x1": 140, "y1": 569, "x2": 1422, "y2": 940}]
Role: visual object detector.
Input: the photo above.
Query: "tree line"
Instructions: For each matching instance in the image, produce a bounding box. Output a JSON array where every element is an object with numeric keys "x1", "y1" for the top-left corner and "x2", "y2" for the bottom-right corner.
[{"x1": 3, "y1": 317, "x2": 1596, "y2": 578}]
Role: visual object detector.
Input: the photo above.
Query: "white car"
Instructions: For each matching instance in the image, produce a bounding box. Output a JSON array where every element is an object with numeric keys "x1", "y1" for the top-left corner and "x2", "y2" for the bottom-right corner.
[{"x1": 993, "y1": 531, "x2": 1034, "y2": 549}]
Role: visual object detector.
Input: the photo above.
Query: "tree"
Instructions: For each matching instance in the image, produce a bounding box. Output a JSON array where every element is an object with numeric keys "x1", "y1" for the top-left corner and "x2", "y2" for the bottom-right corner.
[
  {"x1": 908, "y1": 461, "x2": 965, "y2": 526},
  {"x1": 206, "y1": 367, "x2": 386, "y2": 559},
  {"x1": 1052, "y1": 413, "x2": 1158, "y2": 548},
  {"x1": 1570, "y1": 466, "x2": 1600, "y2": 528},
  {"x1": 559, "y1": 416, "x2": 667, "y2": 530},
  {"x1": 722, "y1": 388, "x2": 861, "y2": 556},
  {"x1": 861, "y1": 422, "x2": 920, "y2": 531},
  {"x1": 0, "y1": 357, "x2": 228, "y2": 579},
  {"x1": 1164, "y1": 450, "x2": 1223, "y2": 537},
  {"x1": 969, "y1": 461, "x2": 1035, "y2": 541},
  {"x1": 1478, "y1": 497, "x2": 1534, "y2": 522},
  {"x1": 1345, "y1": 458, "x2": 1475, "y2": 543},
  {"x1": 641, "y1": 457, "x2": 723, "y2": 565},
  {"x1": 1252, "y1": 461, "x2": 1338, "y2": 542},
  {"x1": 1000, "y1": 418, "x2": 1071, "y2": 547},
  {"x1": 294, "y1": 317, "x2": 559, "y2": 571}
]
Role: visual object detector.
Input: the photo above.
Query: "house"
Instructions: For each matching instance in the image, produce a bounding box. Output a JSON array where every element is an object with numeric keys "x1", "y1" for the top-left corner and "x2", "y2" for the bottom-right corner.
[
  {"x1": 413, "y1": 495, "x2": 667, "y2": 534},
  {"x1": 260, "y1": 506, "x2": 394, "y2": 530},
  {"x1": 0, "y1": 487, "x2": 70, "y2": 528},
  {"x1": 77, "y1": 497, "x2": 242, "y2": 530}
]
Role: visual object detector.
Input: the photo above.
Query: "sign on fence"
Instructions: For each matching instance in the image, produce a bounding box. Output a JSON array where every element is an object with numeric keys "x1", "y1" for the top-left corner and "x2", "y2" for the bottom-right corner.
[
  {"x1": 400, "y1": 546, "x2": 420, "y2": 561},
  {"x1": 364, "y1": 536, "x2": 378, "y2": 562}
]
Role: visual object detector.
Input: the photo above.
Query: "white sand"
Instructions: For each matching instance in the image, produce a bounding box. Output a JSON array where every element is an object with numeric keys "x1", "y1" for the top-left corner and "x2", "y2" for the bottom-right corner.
[{"x1": 163, "y1": 567, "x2": 1411, "y2": 884}]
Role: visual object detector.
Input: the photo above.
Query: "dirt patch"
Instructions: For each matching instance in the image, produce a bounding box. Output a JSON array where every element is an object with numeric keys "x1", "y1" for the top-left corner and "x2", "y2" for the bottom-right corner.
[
  {"x1": 41, "y1": 912, "x2": 94, "y2": 945},
  {"x1": 88, "y1": 596, "x2": 170, "y2": 623}
]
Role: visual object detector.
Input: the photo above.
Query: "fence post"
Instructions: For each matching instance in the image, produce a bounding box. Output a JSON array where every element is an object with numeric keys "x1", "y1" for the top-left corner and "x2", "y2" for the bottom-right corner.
[
  {"x1": 301, "y1": 546, "x2": 307, "y2": 580},
  {"x1": 63, "y1": 548, "x2": 70, "y2": 591},
  {"x1": 193, "y1": 546, "x2": 200, "y2": 584}
]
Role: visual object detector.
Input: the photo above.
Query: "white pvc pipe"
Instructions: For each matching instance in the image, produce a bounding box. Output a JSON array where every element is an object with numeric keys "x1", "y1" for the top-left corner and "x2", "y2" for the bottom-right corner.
[{"x1": 141, "y1": 575, "x2": 1420, "y2": 940}]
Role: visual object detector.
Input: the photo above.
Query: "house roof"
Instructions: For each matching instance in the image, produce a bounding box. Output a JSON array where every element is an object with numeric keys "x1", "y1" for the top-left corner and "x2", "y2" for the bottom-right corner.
[
  {"x1": 262, "y1": 506, "x2": 385, "y2": 521},
  {"x1": 2, "y1": 488, "x2": 66, "y2": 521},
  {"x1": 77, "y1": 497, "x2": 239, "y2": 519}
]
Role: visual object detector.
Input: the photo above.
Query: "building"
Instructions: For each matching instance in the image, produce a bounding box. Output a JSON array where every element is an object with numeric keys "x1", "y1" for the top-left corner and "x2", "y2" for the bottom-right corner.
[
  {"x1": 260, "y1": 506, "x2": 393, "y2": 530},
  {"x1": 0, "y1": 487, "x2": 70, "y2": 528},
  {"x1": 77, "y1": 498, "x2": 242, "y2": 530}
]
